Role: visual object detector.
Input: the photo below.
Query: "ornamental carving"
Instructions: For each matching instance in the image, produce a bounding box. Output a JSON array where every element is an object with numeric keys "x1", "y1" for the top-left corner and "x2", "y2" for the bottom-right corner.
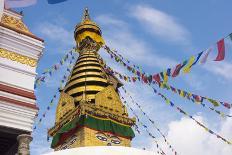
[
  {"x1": 55, "y1": 92, "x2": 75, "y2": 123},
  {"x1": 1, "y1": 14, "x2": 31, "y2": 33},
  {"x1": 0, "y1": 48, "x2": 37, "y2": 67},
  {"x1": 95, "y1": 85, "x2": 124, "y2": 115}
]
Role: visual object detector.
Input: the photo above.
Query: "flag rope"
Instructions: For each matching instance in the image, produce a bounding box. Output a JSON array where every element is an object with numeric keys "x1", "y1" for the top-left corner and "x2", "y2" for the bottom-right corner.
[
  {"x1": 102, "y1": 46, "x2": 231, "y2": 110},
  {"x1": 120, "y1": 87, "x2": 177, "y2": 154}
]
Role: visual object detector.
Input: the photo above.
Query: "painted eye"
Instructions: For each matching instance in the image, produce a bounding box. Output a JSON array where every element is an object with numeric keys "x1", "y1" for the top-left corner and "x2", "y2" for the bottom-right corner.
[
  {"x1": 111, "y1": 139, "x2": 121, "y2": 144},
  {"x1": 96, "y1": 135, "x2": 107, "y2": 141}
]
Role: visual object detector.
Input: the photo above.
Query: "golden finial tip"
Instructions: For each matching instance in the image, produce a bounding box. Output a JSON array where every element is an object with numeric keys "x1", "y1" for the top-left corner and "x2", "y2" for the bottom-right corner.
[{"x1": 82, "y1": 7, "x2": 90, "y2": 21}]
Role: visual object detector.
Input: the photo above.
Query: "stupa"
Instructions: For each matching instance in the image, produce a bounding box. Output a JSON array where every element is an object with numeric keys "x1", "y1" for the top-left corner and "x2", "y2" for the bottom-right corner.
[{"x1": 45, "y1": 8, "x2": 154, "y2": 155}]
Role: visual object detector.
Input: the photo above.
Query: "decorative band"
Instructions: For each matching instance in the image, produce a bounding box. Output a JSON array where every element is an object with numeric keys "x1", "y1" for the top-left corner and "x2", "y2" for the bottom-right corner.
[{"x1": 0, "y1": 48, "x2": 37, "y2": 67}]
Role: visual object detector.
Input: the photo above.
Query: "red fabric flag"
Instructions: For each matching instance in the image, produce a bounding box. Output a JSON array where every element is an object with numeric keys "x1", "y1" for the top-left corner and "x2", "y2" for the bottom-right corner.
[
  {"x1": 214, "y1": 39, "x2": 225, "y2": 61},
  {"x1": 172, "y1": 64, "x2": 182, "y2": 77},
  {"x1": 153, "y1": 74, "x2": 161, "y2": 84}
]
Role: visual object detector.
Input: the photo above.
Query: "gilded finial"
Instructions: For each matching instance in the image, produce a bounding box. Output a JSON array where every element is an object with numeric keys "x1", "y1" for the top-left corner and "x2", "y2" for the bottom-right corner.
[{"x1": 82, "y1": 7, "x2": 91, "y2": 21}]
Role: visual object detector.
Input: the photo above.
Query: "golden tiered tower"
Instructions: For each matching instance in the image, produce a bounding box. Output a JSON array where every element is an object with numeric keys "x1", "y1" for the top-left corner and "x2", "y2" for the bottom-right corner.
[{"x1": 48, "y1": 8, "x2": 135, "y2": 151}]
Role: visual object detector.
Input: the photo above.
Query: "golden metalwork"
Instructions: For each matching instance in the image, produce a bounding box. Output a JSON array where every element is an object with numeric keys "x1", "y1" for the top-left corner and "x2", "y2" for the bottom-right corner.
[
  {"x1": 76, "y1": 31, "x2": 105, "y2": 45},
  {"x1": 74, "y1": 8, "x2": 105, "y2": 47},
  {"x1": 49, "y1": 8, "x2": 135, "y2": 149},
  {"x1": 55, "y1": 92, "x2": 75, "y2": 124},
  {"x1": 0, "y1": 48, "x2": 37, "y2": 67},
  {"x1": 1, "y1": 14, "x2": 32, "y2": 34},
  {"x1": 66, "y1": 85, "x2": 106, "y2": 96},
  {"x1": 66, "y1": 77, "x2": 107, "y2": 89},
  {"x1": 55, "y1": 127, "x2": 130, "y2": 150},
  {"x1": 95, "y1": 85, "x2": 124, "y2": 115}
]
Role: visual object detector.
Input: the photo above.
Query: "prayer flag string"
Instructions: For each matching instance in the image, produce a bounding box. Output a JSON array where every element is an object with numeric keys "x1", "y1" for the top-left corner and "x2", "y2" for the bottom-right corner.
[
  {"x1": 34, "y1": 48, "x2": 78, "y2": 89},
  {"x1": 150, "y1": 86, "x2": 232, "y2": 145},
  {"x1": 102, "y1": 47, "x2": 231, "y2": 110},
  {"x1": 33, "y1": 58, "x2": 76, "y2": 131},
  {"x1": 108, "y1": 68, "x2": 232, "y2": 145},
  {"x1": 120, "y1": 88, "x2": 177, "y2": 154},
  {"x1": 98, "y1": 54, "x2": 231, "y2": 118},
  {"x1": 122, "y1": 99, "x2": 167, "y2": 155},
  {"x1": 103, "y1": 32, "x2": 231, "y2": 84}
]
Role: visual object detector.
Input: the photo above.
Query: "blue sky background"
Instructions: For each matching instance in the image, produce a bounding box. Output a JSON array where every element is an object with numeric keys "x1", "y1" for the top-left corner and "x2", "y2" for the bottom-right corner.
[{"x1": 14, "y1": 0, "x2": 232, "y2": 154}]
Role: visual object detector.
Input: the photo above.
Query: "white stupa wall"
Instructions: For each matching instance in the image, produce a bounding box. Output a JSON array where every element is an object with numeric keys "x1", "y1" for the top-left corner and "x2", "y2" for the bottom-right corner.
[
  {"x1": 0, "y1": 9, "x2": 44, "y2": 132},
  {"x1": 43, "y1": 146, "x2": 156, "y2": 155}
]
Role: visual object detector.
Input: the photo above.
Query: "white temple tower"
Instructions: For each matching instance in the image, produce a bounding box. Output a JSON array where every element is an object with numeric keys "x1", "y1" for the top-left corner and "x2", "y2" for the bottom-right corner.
[{"x1": 0, "y1": 9, "x2": 44, "y2": 154}]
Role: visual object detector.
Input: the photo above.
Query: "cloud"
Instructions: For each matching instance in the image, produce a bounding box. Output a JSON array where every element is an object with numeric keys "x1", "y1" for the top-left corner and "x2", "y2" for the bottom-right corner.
[
  {"x1": 155, "y1": 113, "x2": 232, "y2": 155},
  {"x1": 96, "y1": 14, "x2": 177, "y2": 70},
  {"x1": 130, "y1": 5, "x2": 191, "y2": 45},
  {"x1": 35, "y1": 22, "x2": 75, "y2": 49},
  {"x1": 203, "y1": 61, "x2": 232, "y2": 80}
]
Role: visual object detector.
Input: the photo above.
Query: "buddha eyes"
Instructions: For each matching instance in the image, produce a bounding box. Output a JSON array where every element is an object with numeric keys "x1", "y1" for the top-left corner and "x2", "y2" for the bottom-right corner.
[
  {"x1": 95, "y1": 132, "x2": 121, "y2": 145},
  {"x1": 111, "y1": 139, "x2": 120, "y2": 144},
  {"x1": 96, "y1": 135, "x2": 108, "y2": 141}
]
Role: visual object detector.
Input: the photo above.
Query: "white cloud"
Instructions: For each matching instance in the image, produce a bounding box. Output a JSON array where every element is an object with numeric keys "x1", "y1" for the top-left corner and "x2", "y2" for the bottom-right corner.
[
  {"x1": 204, "y1": 61, "x2": 232, "y2": 80},
  {"x1": 130, "y1": 5, "x2": 191, "y2": 45},
  {"x1": 96, "y1": 15, "x2": 177, "y2": 69},
  {"x1": 36, "y1": 22, "x2": 75, "y2": 48},
  {"x1": 155, "y1": 113, "x2": 232, "y2": 155}
]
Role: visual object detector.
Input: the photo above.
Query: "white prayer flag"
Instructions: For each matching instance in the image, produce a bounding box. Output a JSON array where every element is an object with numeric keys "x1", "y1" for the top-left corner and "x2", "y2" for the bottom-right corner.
[
  {"x1": 0, "y1": 0, "x2": 4, "y2": 19},
  {"x1": 5, "y1": 0, "x2": 37, "y2": 9}
]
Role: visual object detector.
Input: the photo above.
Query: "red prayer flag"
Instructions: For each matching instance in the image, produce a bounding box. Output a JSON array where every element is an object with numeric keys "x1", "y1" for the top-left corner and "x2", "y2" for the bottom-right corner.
[
  {"x1": 172, "y1": 64, "x2": 182, "y2": 77},
  {"x1": 153, "y1": 74, "x2": 161, "y2": 83},
  {"x1": 214, "y1": 39, "x2": 225, "y2": 61}
]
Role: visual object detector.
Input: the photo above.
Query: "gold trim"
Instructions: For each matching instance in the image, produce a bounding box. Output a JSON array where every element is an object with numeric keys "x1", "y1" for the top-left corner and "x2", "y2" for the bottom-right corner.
[
  {"x1": 70, "y1": 72, "x2": 102, "y2": 80},
  {"x1": 66, "y1": 77, "x2": 107, "y2": 89},
  {"x1": 0, "y1": 48, "x2": 37, "y2": 67},
  {"x1": 73, "y1": 66, "x2": 102, "y2": 74},
  {"x1": 1, "y1": 14, "x2": 31, "y2": 34},
  {"x1": 76, "y1": 31, "x2": 105, "y2": 45},
  {"x1": 66, "y1": 85, "x2": 105, "y2": 95}
]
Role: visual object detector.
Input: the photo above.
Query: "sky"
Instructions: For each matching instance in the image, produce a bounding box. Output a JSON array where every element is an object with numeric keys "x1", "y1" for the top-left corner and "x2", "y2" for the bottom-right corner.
[{"x1": 13, "y1": 0, "x2": 232, "y2": 154}]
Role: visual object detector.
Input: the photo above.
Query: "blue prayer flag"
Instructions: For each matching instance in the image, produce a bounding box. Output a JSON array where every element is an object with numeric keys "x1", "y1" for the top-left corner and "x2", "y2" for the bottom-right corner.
[{"x1": 47, "y1": 0, "x2": 68, "y2": 4}]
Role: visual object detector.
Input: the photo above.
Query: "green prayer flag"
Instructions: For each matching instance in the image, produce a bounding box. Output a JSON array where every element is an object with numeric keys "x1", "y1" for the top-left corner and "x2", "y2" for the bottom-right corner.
[
  {"x1": 207, "y1": 98, "x2": 219, "y2": 107},
  {"x1": 229, "y1": 33, "x2": 232, "y2": 41}
]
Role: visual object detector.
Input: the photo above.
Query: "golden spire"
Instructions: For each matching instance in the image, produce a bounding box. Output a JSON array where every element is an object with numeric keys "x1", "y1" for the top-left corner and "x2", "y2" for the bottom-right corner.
[
  {"x1": 48, "y1": 8, "x2": 135, "y2": 150},
  {"x1": 82, "y1": 7, "x2": 91, "y2": 21},
  {"x1": 74, "y1": 8, "x2": 104, "y2": 49}
]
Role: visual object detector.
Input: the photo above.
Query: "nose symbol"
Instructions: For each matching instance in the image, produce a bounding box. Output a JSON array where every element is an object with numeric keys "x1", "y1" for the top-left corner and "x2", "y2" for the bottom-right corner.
[{"x1": 107, "y1": 143, "x2": 111, "y2": 146}]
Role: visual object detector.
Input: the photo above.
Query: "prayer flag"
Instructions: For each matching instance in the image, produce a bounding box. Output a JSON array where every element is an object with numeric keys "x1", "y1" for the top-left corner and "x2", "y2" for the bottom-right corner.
[
  {"x1": 183, "y1": 56, "x2": 195, "y2": 73},
  {"x1": 223, "y1": 102, "x2": 231, "y2": 109},
  {"x1": 47, "y1": 0, "x2": 68, "y2": 4},
  {"x1": 200, "y1": 48, "x2": 212, "y2": 64},
  {"x1": 208, "y1": 98, "x2": 219, "y2": 107},
  {"x1": 0, "y1": 0, "x2": 3, "y2": 19},
  {"x1": 180, "y1": 90, "x2": 184, "y2": 97},
  {"x1": 229, "y1": 33, "x2": 232, "y2": 41},
  {"x1": 160, "y1": 71, "x2": 168, "y2": 83},
  {"x1": 214, "y1": 39, "x2": 225, "y2": 61},
  {"x1": 153, "y1": 74, "x2": 161, "y2": 83},
  {"x1": 5, "y1": 0, "x2": 37, "y2": 8},
  {"x1": 172, "y1": 64, "x2": 182, "y2": 77},
  {"x1": 191, "y1": 52, "x2": 203, "y2": 67},
  {"x1": 167, "y1": 68, "x2": 171, "y2": 76}
]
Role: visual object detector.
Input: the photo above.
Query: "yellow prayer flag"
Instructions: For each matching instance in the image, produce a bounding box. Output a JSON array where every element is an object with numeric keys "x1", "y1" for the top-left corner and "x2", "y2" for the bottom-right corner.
[
  {"x1": 180, "y1": 90, "x2": 185, "y2": 97},
  {"x1": 183, "y1": 56, "x2": 195, "y2": 73},
  {"x1": 163, "y1": 71, "x2": 168, "y2": 83},
  {"x1": 165, "y1": 98, "x2": 170, "y2": 105},
  {"x1": 204, "y1": 127, "x2": 209, "y2": 132}
]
